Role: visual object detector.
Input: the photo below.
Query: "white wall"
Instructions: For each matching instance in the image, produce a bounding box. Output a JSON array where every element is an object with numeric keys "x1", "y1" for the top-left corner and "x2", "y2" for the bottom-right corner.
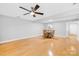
[
  {"x1": 52, "y1": 22, "x2": 66, "y2": 36},
  {"x1": 44, "y1": 22, "x2": 66, "y2": 36},
  {"x1": 0, "y1": 15, "x2": 43, "y2": 42}
]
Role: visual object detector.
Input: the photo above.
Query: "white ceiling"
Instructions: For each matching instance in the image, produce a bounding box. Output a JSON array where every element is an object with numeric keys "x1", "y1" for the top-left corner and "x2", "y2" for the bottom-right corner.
[{"x1": 0, "y1": 3, "x2": 79, "y2": 23}]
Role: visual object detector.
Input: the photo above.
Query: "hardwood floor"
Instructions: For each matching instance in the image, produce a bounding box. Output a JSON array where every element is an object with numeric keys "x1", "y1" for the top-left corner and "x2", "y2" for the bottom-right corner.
[{"x1": 0, "y1": 36, "x2": 79, "y2": 56}]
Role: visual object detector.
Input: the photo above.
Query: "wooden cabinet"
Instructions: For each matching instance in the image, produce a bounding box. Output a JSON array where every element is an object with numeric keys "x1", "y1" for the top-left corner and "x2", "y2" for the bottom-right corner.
[{"x1": 43, "y1": 29, "x2": 55, "y2": 38}]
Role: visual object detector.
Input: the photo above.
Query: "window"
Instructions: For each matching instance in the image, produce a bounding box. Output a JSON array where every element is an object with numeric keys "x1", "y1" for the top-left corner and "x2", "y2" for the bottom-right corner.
[{"x1": 68, "y1": 23, "x2": 78, "y2": 35}]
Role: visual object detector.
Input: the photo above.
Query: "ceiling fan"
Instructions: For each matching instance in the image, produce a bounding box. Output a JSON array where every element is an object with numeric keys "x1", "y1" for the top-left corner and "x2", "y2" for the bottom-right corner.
[{"x1": 19, "y1": 4, "x2": 44, "y2": 17}]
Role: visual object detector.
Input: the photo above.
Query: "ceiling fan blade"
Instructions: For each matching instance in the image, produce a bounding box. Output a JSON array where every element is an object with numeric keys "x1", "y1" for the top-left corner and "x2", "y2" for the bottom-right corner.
[
  {"x1": 35, "y1": 12, "x2": 44, "y2": 15},
  {"x1": 34, "y1": 4, "x2": 40, "y2": 11},
  {"x1": 23, "y1": 13, "x2": 30, "y2": 15},
  {"x1": 19, "y1": 6, "x2": 31, "y2": 12},
  {"x1": 33, "y1": 14, "x2": 36, "y2": 17}
]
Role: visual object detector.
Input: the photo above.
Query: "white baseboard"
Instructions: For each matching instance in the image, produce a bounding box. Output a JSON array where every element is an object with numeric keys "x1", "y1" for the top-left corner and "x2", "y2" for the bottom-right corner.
[
  {"x1": 54, "y1": 35, "x2": 66, "y2": 38},
  {"x1": 0, "y1": 34, "x2": 41, "y2": 44}
]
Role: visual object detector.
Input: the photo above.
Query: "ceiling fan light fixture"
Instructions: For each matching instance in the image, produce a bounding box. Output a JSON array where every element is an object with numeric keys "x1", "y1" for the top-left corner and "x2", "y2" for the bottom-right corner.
[
  {"x1": 30, "y1": 12, "x2": 35, "y2": 15},
  {"x1": 19, "y1": 4, "x2": 44, "y2": 17}
]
